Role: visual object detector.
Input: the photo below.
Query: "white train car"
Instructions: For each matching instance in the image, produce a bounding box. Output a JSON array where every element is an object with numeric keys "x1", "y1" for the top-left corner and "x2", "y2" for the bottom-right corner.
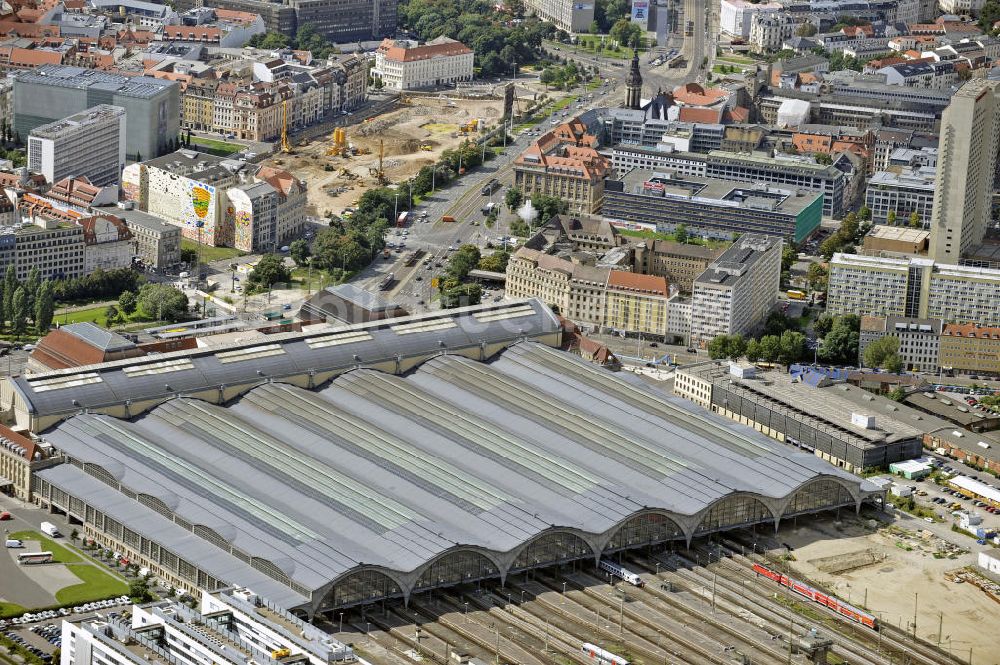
[
  {"x1": 582, "y1": 643, "x2": 629, "y2": 665},
  {"x1": 598, "y1": 559, "x2": 643, "y2": 586}
]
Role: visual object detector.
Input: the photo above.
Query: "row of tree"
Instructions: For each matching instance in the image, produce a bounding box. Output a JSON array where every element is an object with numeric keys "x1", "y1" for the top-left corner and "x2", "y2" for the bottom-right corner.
[
  {"x1": 0, "y1": 266, "x2": 55, "y2": 336},
  {"x1": 110, "y1": 283, "x2": 189, "y2": 324},
  {"x1": 707, "y1": 330, "x2": 809, "y2": 366},
  {"x1": 819, "y1": 208, "x2": 872, "y2": 260},
  {"x1": 246, "y1": 24, "x2": 338, "y2": 60}
]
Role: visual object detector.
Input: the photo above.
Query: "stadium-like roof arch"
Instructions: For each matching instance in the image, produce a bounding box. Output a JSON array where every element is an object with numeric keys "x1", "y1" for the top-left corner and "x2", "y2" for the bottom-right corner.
[{"x1": 33, "y1": 342, "x2": 883, "y2": 617}]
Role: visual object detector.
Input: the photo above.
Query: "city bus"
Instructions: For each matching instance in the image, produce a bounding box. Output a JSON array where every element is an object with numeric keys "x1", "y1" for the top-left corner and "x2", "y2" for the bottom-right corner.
[{"x1": 17, "y1": 551, "x2": 53, "y2": 565}]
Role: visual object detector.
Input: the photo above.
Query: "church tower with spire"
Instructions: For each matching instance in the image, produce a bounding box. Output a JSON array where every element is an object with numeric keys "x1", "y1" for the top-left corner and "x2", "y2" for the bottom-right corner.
[{"x1": 625, "y1": 48, "x2": 643, "y2": 110}]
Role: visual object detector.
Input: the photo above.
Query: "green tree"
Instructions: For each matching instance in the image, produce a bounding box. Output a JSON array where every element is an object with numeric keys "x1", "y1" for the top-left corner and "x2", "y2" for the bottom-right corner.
[
  {"x1": 859, "y1": 205, "x2": 872, "y2": 221},
  {"x1": 24, "y1": 266, "x2": 39, "y2": 314},
  {"x1": 505, "y1": 187, "x2": 523, "y2": 213},
  {"x1": 760, "y1": 335, "x2": 781, "y2": 363},
  {"x1": 136, "y1": 283, "x2": 188, "y2": 322},
  {"x1": 863, "y1": 335, "x2": 902, "y2": 372},
  {"x1": 248, "y1": 253, "x2": 291, "y2": 289},
  {"x1": 589, "y1": 20, "x2": 601, "y2": 33},
  {"x1": 129, "y1": 579, "x2": 154, "y2": 603},
  {"x1": 674, "y1": 223, "x2": 689, "y2": 244},
  {"x1": 813, "y1": 313, "x2": 834, "y2": 338},
  {"x1": 2, "y1": 265, "x2": 17, "y2": 330},
  {"x1": 180, "y1": 247, "x2": 198, "y2": 264},
  {"x1": 814, "y1": 152, "x2": 833, "y2": 165},
  {"x1": 11, "y1": 286, "x2": 27, "y2": 336},
  {"x1": 817, "y1": 323, "x2": 859, "y2": 365},
  {"x1": 745, "y1": 338, "x2": 762, "y2": 363},
  {"x1": 707, "y1": 334, "x2": 745, "y2": 360},
  {"x1": 34, "y1": 281, "x2": 54, "y2": 333},
  {"x1": 806, "y1": 262, "x2": 828, "y2": 292},
  {"x1": 289, "y1": 238, "x2": 311, "y2": 267},
  {"x1": 887, "y1": 210, "x2": 897, "y2": 226},
  {"x1": 909, "y1": 211, "x2": 922, "y2": 228},
  {"x1": 778, "y1": 330, "x2": 807, "y2": 365},
  {"x1": 530, "y1": 193, "x2": 568, "y2": 222},
  {"x1": 118, "y1": 290, "x2": 137, "y2": 316},
  {"x1": 478, "y1": 250, "x2": 511, "y2": 273},
  {"x1": 781, "y1": 244, "x2": 796, "y2": 272},
  {"x1": 440, "y1": 282, "x2": 482, "y2": 308},
  {"x1": 446, "y1": 244, "x2": 482, "y2": 281}
]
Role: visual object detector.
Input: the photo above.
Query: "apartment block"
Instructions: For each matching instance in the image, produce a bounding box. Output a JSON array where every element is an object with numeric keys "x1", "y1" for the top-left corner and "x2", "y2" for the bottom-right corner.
[
  {"x1": 505, "y1": 248, "x2": 609, "y2": 330},
  {"x1": 939, "y1": 323, "x2": 1000, "y2": 375},
  {"x1": 61, "y1": 591, "x2": 353, "y2": 665},
  {"x1": 228, "y1": 181, "x2": 278, "y2": 253},
  {"x1": 690, "y1": 235, "x2": 782, "y2": 345},
  {"x1": 523, "y1": 0, "x2": 594, "y2": 32},
  {"x1": 12, "y1": 223, "x2": 86, "y2": 281},
  {"x1": 632, "y1": 240, "x2": 724, "y2": 293},
  {"x1": 107, "y1": 206, "x2": 181, "y2": 270},
  {"x1": 13, "y1": 66, "x2": 179, "y2": 161},
  {"x1": 864, "y1": 166, "x2": 935, "y2": 226},
  {"x1": 604, "y1": 271, "x2": 671, "y2": 336},
  {"x1": 374, "y1": 37, "x2": 473, "y2": 91},
  {"x1": 27, "y1": 105, "x2": 125, "y2": 187},
  {"x1": 828, "y1": 253, "x2": 1000, "y2": 326},
  {"x1": 929, "y1": 79, "x2": 1000, "y2": 263},
  {"x1": 179, "y1": 0, "x2": 395, "y2": 41},
  {"x1": 750, "y1": 13, "x2": 796, "y2": 53},
  {"x1": 859, "y1": 315, "x2": 941, "y2": 372},
  {"x1": 603, "y1": 169, "x2": 823, "y2": 243}
]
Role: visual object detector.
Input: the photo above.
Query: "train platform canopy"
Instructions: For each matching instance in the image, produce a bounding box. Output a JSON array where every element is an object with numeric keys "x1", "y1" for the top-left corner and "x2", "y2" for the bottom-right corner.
[
  {"x1": 33, "y1": 341, "x2": 883, "y2": 616},
  {"x1": 6, "y1": 299, "x2": 562, "y2": 431}
]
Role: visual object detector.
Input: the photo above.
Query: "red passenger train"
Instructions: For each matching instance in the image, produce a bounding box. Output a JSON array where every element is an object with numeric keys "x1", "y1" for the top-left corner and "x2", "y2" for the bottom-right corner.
[{"x1": 752, "y1": 563, "x2": 878, "y2": 630}]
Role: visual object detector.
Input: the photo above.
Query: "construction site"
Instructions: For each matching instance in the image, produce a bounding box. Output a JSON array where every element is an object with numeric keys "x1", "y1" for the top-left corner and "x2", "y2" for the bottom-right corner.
[{"x1": 264, "y1": 94, "x2": 511, "y2": 217}]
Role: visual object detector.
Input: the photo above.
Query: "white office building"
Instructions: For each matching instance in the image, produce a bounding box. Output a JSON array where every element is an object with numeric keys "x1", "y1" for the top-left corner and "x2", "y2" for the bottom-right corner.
[
  {"x1": 61, "y1": 589, "x2": 355, "y2": 665},
  {"x1": 27, "y1": 105, "x2": 126, "y2": 187},
  {"x1": 373, "y1": 36, "x2": 473, "y2": 91},
  {"x1": 690, "y1": 234, "x2": 782, "y2": 345},
  {"x1": 720, "y1": 0, "x2": 781, "y2": 38}
]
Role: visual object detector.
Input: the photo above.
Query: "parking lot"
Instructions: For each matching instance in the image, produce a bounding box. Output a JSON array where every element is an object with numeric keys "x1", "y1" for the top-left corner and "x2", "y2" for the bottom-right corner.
[{"x1": 900, "y1": 457, "x2": 1000, "y2": 535}]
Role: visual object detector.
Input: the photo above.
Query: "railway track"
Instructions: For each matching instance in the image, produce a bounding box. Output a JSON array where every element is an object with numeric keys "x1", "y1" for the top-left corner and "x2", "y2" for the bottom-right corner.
[
  {"x1": 705, "y1": 540, "x2": 961, "y2": 665},
  {"x1": 363, "y1": 608, "x2": 453, "y2": 665},
  {"x1": 653, "y1": 549, "x2": 885, "y2": 665},
  {"x1": 611, "y1": 556, "x2": 804, "y2": 665},
  {"x1": 408, "y1": 595, "x2": 552, "y2": 665},
  {"x1": 518, "y1": 572, "x2": 732, "y2": 664}
]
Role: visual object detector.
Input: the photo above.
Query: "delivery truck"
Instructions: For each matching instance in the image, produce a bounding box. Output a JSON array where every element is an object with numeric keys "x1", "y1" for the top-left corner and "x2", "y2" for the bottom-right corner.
[{"x1": 40, "y1": 521, "x2": 61, "y2": 538}]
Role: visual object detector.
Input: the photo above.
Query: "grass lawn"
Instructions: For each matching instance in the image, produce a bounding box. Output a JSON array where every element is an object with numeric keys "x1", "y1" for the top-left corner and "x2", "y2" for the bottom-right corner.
[
  {"x1": 55, "y1": 564, "x2": 128, "y2": 605},
  {"x1": 619, "y1": 228, "x2": 731, "y2": 249},
  {"x1": 188, "y1": 136, "x2": 244, "y2": 156},
  {"x1": 54, "y1": 305, "x2": 109, "y2": 327},
  {"x1": 0, "y1": 602, "x2": 27, "y2": 618},
  {"x1": 9, "y1": 531, "x2": 81, "y2": 564},
  {"x1": 181, "y1": 238, "x2": 245, "y2": 263}
]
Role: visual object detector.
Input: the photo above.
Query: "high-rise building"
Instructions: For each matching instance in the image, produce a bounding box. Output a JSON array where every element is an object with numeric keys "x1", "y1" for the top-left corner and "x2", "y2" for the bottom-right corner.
[
  {"x1": 522, "y1": 0, "x2": 594, "y2": 32},
  {"x1": 12, "y1": 66, "x2": 179, "y2": 162},
  {"x1": 928, "y1": 79, "x2": 1000, "y2": 263},
  {"x1": 27, "y1": 106, "x2": 126, "y2": 187},
  {"x1": 690, "y1": 235, "x2": 782, "y2": 344}
]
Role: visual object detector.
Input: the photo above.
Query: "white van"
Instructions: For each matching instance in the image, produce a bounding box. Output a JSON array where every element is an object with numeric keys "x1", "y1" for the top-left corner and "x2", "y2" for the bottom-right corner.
[{"x1": 5, "y1": 539, "x2": 22, "y2": 548}]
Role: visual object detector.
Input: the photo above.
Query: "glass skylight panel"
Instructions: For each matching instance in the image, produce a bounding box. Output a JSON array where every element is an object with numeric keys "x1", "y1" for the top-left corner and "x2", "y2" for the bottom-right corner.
[
  {"x1": 29, "y1": 373, "x2": 103, "y2": 392},
  {"x1": 216, "y1": 344, "x2": 286, "y2": 364}
]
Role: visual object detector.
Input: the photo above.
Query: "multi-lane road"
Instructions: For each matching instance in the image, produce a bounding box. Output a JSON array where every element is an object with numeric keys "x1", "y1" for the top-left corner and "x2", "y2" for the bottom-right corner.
[{"x1": 343, "y1": 1, "x2": 715, "y2": 311}]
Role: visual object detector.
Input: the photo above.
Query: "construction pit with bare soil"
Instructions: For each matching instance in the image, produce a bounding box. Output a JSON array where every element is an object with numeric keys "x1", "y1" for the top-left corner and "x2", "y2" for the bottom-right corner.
[
  {"x1": 264, "y1": 96, "x2": 506, "y2": 218},
  {"x1": 774, "y1": 517, "x2": 1000, "y2": 660}
]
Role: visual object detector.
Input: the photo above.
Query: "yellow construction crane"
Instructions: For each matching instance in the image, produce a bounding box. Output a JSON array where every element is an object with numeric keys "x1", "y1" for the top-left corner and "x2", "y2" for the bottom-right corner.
[
  {"x1": 280, "y1": 100, "x2": 293, "y2": 154},
  {"x1": 368, "y1": 138, "x2": 388, "y2": 186}
]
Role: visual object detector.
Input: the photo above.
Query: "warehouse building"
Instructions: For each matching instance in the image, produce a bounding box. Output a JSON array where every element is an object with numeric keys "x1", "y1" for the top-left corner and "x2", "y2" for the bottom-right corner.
[
  {"x1": 4, "y1": 301, "x2": 880, "y2": 618},
  {"x1": 673, "y1": 362, "x2": 924, "y2": 471}
]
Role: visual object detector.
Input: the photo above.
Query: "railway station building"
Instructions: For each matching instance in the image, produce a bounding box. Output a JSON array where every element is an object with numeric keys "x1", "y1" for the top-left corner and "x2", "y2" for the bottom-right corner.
[{"x1": 0, "y1": 300, "x2": 883, "y2": 619}]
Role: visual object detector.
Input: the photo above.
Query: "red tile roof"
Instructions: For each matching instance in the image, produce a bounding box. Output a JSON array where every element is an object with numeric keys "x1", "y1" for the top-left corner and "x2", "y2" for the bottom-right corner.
[
  {"x1": 377, "y1": 36, "x2": 472, "y2": 62},
  {"x1": 942, "y1": 323, "x2": 1000, "y2": 338},
  {"x1": 606, "y1": 270, "x2": 669, "y2": 296}
]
